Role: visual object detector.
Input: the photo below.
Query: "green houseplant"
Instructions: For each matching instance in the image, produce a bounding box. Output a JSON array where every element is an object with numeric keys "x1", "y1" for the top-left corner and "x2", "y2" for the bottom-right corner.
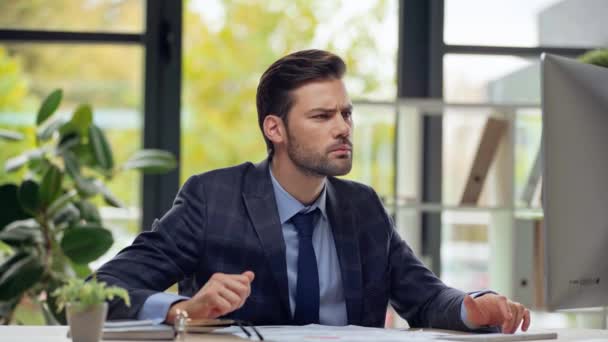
[
  {"x1": 52, "y1": 277, "x2": 129, "y2": 342},
  {"x1": 0, "y1": 89, "x2": 176, "y2": 324},
  {"x1": 579, "y1": 48, "x2": 608, "y2": 68}
]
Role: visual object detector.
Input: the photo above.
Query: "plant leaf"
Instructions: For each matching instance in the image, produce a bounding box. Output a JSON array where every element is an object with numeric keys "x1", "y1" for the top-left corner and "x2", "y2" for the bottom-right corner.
[
  {"x1": 4, "y1": 154, "x2": 28, "y2": 173},
  {"x1": 0, "y1": 252, "x2": 28, "y2": 276},
  {"x1": 75, "y1": 200, "x2": 101, "y2": 223},
  {"x1": 18, "y1": 180, "x2": 40, "y2": 214},
  {"x1": 123, "y1": 149, "x2": 177, "y2": 174},
  {"x1": 73, "y1": 143, "x2": 96, "y2": 167},
  {"x1": 52, "y1": 203, "x2": 80, "y2": 226},
  {"x1": 75, "y1": 177, "x2": 100, "y2": 198},
  {"x1": 56, "y1": 134, "x2": 80, "y2": 155},
  {"x1": 5, "y1": 147, "x2": 47, "y2": 173},
  {"x1": 93, "y1": 180, "x2": 124, "y2": 208},
  {"x1": 36, "y1": 89, "x2": 63, "y2": 126},
  {"x1": 0, "y1": 253, "x2": 44, "y2": 301},
  {"x1": 62, "y1": 150, "x2": 80, "y2": 178},
  {"x1": 37, "y1": 117, "x2": 66, "y2": 142},
  {"x1": 59, "y1": 105, "x2": 93, "y2": 139},
  {"x1": 47, "y1": 190, "x2": 78, "y2": 217},
  {"x1": 69, "y1": 260, "x2": 92, "y2": 279},
  {"x1": 71, "y1": 105, "x2": 93, "y2": 135},
  {"x1": 0, "y1": 219, "x2": 42, "y2": 246},
  {"x1": 103, "y1": 193, "x2": 123, "y2": 208},
  {"x1": 0, "y1": 184, "x2": 30, "y2": 232},
  {"x1": 52, "y1": 277, "x2": 129, "y2": 311},
  {"x1": 0, "y1": 129, "x2": 23, "y2": 141},
  {"x1": 39, "y1": 164, "x2": 63, "y2": 208},
  {"x1": 60, "y1": 224, "x2": 113, "y2": 264},
  {"x1": 27, "y1": 154, "x2": 49, "y2": 176},
  {"x1": 579, "y1": 49, "x2": 608, "y2": 68},
  {"x1": 88, "y1": 125, "x2": 114, "y2": 171},
  {"x1": 40, "y1": 301, "x2": 61, "y2": 325},
  {"x1": 44, "y1": 278, "x2": 67, "y2": 324}
]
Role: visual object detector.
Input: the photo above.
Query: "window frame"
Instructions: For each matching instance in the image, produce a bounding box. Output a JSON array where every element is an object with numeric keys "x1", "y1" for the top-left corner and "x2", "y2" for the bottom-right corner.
[
  {"x1": 399, "y1": 0, "x2": 597, "y2": 275},
  {"x1": 0, "y1": 0, "x2": 182, "y2": 232}
]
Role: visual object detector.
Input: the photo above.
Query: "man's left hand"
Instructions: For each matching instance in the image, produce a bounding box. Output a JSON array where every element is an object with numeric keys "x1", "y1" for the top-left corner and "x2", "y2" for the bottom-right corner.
[{"x1": 463, "y1": 294, "x2": 531, "y2": 334}]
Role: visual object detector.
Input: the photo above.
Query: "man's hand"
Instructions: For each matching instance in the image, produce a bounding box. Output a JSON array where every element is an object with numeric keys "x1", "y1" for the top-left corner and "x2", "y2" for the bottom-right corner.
[
  {"x1": 463, "y1": 294, "x2": 531, "y2": 334},
  {"x1": 166, "y1": 271, "x2": 255, "y2": 324}
]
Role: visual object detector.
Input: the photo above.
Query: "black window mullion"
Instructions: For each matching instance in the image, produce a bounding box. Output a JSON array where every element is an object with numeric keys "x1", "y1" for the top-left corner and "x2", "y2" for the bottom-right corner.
[
  {"x1": 141, "y1": 0, "x2": 182, "y2": 232},
  {"x1": 0, "y1": 29, "x2": 143, "y2": 44},
  {"x1": 399, "y1": 0, "x2": 444, "y2": 276}
]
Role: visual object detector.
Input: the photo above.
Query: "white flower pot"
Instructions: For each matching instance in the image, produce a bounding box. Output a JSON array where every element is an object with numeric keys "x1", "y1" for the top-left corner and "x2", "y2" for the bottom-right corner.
[{"x1": 66, "y1": 302, "x2": 108, "y2": 342}]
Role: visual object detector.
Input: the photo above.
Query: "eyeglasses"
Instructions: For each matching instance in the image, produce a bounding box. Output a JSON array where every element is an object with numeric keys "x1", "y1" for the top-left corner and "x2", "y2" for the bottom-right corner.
[{"x1": 233, "y1": 319, "x2": 264, "y2": 341}]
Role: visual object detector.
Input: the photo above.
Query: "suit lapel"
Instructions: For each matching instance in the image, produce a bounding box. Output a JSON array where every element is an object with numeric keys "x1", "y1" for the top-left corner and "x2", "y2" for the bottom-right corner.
[
  {"x1": 326, "y1": 180, "x2": 363, "y2": 325},
  {"x1": 242, "y1": 159, "x2": 291, "y2": 319}
]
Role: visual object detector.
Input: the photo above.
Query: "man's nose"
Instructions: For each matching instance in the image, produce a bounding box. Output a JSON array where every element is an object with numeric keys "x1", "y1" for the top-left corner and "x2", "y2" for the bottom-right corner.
[{"x1": 332, "y1": 113, "x2": 351, "y2": 138}]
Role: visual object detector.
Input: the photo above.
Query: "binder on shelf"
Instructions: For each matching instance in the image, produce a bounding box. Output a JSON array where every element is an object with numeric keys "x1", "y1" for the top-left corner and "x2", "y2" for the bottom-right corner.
[
  {"x1": 520, "y1": 147, "x2": 542, "y2": 207},
  {"x1": 460, "y1": 117, "x2": 508, "y2": 205}
]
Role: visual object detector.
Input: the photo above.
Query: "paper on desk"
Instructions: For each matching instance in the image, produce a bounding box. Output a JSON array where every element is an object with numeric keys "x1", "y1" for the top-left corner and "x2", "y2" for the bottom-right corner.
[
  {"x1": 439, "y1": 331, "x2": 557, "y2": 342},
  {"x1": 216, "y1": 324, "x2": 453, "y2": 342}
]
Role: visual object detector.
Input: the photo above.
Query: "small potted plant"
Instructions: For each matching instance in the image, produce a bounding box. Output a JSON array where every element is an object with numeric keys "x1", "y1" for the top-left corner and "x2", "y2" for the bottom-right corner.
[{"x1": 52, "y1": 277, "x2": 130, "y2": 342}]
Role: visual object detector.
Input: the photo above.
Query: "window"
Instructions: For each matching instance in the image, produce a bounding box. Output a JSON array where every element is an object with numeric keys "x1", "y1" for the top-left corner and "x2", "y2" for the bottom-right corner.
[
  {"x1": 181, "y1": 0, "x2": 398, "y2": 201},
  {"x1": 0, "y1": 0, "x2": 183, "y2": 325},
  {"x1": 444, "y1": 0, "x2": 607, "y2": 48},
  {"x1": 0, "y1": 0, "x2": 154, "y2": 276},
  {"x1": 444, "y1": 54, "x2": 539, "y2": 104},
  {"x1": 434, "y1": 0, "x2": 607, "y2": 328},
  {"x1": 0, "y1": 0, "x2": 144, "y2": 33}
]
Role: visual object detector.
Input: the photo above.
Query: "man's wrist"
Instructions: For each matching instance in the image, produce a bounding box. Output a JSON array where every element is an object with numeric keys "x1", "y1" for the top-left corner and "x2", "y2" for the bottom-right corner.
[
  {"x1": 461, "y1": 290, "x2": 498, "y2": 330},
  {"x1": 166, "y1": 299, "x2": 189, "y2": 324},
  {"x1": 138, "y1": 292, "x2": 190, "y2": 322}
]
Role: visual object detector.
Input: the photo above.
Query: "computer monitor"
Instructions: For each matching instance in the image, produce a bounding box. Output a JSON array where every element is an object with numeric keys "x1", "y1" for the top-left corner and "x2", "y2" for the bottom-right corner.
[{"x1": 542, "y1": 53, "x2": 608, "y2": 310}]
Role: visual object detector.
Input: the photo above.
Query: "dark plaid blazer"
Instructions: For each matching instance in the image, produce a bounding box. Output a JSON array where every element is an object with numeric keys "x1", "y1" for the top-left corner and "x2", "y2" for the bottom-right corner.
[{"x1": 97, "y1": 159, "x2": 471, "y2": 330}]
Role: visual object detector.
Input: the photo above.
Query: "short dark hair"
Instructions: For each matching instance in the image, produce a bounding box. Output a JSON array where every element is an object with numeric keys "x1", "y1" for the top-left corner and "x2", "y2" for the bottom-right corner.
[{"x1": 256, "y1": 49, "x2": 346, "y2": 155}]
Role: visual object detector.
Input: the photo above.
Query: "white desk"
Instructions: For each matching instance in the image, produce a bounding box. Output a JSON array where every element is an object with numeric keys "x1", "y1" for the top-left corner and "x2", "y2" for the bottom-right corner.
[
  {"x1": 1, "y1": 325, "x2": 238, "y2": 342},
  {"x1": 2, "y1": 325, "x2": 608, "y2": 342}
]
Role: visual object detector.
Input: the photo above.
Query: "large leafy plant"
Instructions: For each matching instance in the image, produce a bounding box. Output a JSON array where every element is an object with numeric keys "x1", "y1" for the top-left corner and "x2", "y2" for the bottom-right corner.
[{"x1": 0, "y1": 89, "x2": 176, "y2": 324}]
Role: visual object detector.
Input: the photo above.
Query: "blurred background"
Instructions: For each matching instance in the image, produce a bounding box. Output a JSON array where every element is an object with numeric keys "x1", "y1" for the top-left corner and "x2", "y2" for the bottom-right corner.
[{"x1": 0, "y1": 0, "x2": 606, "y2": 328}]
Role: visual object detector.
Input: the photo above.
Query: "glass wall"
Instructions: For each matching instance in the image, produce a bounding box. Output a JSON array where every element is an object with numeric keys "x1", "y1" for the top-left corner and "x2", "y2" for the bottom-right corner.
[
  {"x1": 0, "y1": 2, "x2": 146, "y2": 323},
  {"x1": 0, "y1": 39, "x2": 144, "y2": 269},
  {"x1": 444, "y1": 0, "x2": 606, "y2": 48},
  {"x1": 441, "y1": 0, "x2": 608, "y2": 328},
  {"x1": 0, "y1": 0, "x2": 144, "y2": 33}
]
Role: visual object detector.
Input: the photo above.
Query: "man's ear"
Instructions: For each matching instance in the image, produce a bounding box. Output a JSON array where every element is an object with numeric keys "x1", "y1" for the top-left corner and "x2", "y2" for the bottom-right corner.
[{"x1": 263, "y1": 114, "x2": 286, "y2": 146}]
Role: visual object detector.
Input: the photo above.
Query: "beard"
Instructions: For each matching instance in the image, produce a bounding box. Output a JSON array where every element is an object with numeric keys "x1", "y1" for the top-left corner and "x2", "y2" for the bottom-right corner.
[{"x1": 285, "y1": 128, "x2": 353, "y2": 177}]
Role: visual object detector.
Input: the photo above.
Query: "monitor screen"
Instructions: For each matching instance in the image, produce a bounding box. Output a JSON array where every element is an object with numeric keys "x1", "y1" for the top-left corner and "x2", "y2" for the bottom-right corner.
[{"x1": 542, "y1": 53, "x2": 608, "y2": 310}]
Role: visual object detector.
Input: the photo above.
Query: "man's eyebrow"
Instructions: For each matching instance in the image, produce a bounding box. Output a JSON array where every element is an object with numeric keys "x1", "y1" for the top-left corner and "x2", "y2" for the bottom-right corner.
[{"x1": 305, "y1": 104, "x2": 353, "y2": 115}]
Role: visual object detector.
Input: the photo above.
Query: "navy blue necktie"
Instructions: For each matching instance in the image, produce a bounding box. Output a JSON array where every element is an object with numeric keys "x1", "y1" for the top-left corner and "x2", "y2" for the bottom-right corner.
[{"x1": 291, "y1": 209, "x2": 320, "y2": 325}]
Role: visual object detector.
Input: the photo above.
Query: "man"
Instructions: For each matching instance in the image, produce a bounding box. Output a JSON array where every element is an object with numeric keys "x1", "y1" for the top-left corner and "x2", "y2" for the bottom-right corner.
[{"x1": 97, "y1": 49, "x2": 530, "y2": 333}]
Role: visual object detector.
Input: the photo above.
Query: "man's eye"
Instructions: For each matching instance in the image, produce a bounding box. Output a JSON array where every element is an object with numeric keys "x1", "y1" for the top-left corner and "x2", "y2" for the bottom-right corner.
[
  {"x1": 314, "y1": 114, "x2": 329, "y2": 119},
  {"x1": 343, "y1": 111, "x2": 352, "y2": 119}
]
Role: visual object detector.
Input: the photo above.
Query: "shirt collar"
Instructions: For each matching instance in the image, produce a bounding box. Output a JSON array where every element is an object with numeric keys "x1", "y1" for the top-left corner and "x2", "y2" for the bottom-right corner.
[{"x1": 269, "y1": 167, "x2": 327, "y2": 224}]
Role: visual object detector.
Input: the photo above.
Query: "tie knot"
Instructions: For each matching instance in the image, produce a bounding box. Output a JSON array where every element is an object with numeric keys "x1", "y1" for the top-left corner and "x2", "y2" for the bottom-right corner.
[{"x1": 291, "y1": 209, "x2": 318, "y2": 238}]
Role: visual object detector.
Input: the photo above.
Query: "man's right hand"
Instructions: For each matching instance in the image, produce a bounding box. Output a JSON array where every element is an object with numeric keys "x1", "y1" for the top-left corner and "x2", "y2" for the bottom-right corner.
[{"x1": 166, "y1": 271, "x2": 255, "y2": 324}]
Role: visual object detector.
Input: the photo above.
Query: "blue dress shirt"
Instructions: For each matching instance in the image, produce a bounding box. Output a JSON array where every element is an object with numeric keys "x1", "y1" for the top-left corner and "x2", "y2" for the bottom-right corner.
[
  {"x1": 137, "y1": 169, "x2": 481, "y2": 328},
  {"x1": 268, "y1": 169, "x2": 347, "y2": 325}
]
